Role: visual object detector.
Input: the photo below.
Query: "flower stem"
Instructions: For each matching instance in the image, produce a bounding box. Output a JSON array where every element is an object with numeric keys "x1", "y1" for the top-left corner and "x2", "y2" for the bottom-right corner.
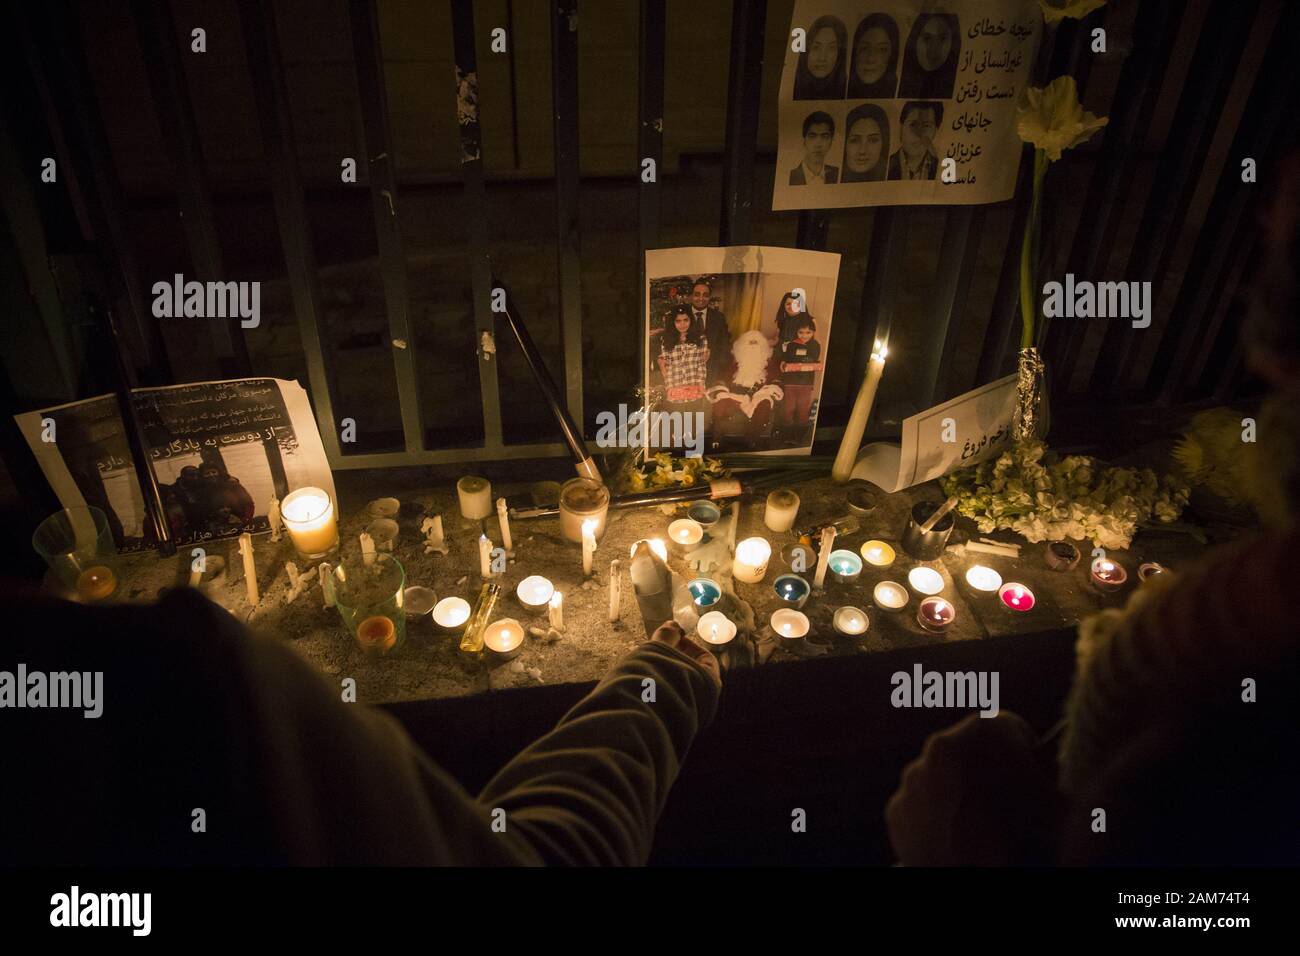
[{"x1": 1019, "y1": 149, "x2": 1049, "y2": 350}]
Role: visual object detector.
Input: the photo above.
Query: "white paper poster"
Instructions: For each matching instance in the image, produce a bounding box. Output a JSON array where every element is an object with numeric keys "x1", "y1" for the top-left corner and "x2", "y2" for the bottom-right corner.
[{"x1": 773, "y1": 0, "x2": 1042, "y2": 210}]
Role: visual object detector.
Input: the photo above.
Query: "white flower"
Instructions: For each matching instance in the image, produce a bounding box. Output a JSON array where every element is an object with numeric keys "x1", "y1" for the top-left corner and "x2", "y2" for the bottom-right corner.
[{"x1": 1017, "y1": 76, "x2": 1109, "y2": 162}]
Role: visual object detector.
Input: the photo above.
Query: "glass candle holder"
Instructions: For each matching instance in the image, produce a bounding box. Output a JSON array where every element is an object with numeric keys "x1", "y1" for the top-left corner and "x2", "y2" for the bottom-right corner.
[
  {"x1": 32, "y1": 506, "x2": 118, "y2": 601},
  {"x1": 280, "y1": 487, "x2": 340, "y2": 560},
  {"x1": 828, "y1": 549, "x2": 863, "y2": 583},
  {"x1": 332, "y1": 552, "x2": 406, "y2": 655},
  {"x1": 773, "y1": 574, "x2": 811, "y2": 609},
  {"x1": 559, "y1": 477, "x2": 610, "y2": 543}
]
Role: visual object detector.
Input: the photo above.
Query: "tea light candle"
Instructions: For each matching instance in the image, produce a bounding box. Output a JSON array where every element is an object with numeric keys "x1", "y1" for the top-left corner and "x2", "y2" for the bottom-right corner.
[
  {"x1": 280, "y1": 487, "x2": 339, "y2": 558},
  {"x1": 998, "y1": 582, "x2": 1035, "y2": 611},
  {"x1": 873, "y1": 580, "x2": 909, "y2": 611},
  {"x1": 497, "y1": 497, "x2": 513, "y2": 551},
  {"x1": 917, "y1": 596, "x2": 955, "y2": 633},
  {"x1": 813, "y1": 526, "x2": 836, "y2": 589},
  {"x1": 828, "y1": 549, "x2": 863, "y2": 583},
  {"x1": 75, "y1": 565, "x2": 116, "y2": 601},
  {"x1": 965, "y1": 565, "x2": 1003, "y2": 592},
  {"x1": 833, "y1": 605, "x2": 869, "y2": 636},
  {"x1": 457, "y1": 475, "x2": 493, "y2": 520},
  {"x1": 356, "y1": 615, "x2": 397, "y2": 653},
  {"x1": 771, "y1": 608, "x2": 810, "y2": 640},
  {"x1": 1138, "y1": 561, "x2": 1168, "y2": 582},
  {"x1": 1045, "y1": 540, "x2": 1081, "y2": 571},
  {"x1": 479, "y1": 534, "x2": 492, "y2": 578},
  {"x1": 860, "y1": 540, "x2": 896, "y2": 568},
  {"x1": 548, "y1": 590, "x2": 564, "y2": 629},
  {"x1": 668, "y1": 518, "x2": 704, "y2": 553},
  {"x1": 733, "y1": 537, "x2": 772, "y2": 584},
  {"x1": 516, "y1": 575, "x2": 555, "y2": 612},
  {"x1": 582, "y1": 518, "x2": 597, "y2": 577},
  {"x1": 697, "y1": 610, "x2": 737, "y2": 648},
  {"x1": 433, "y1": 596, "x2": 472, "y2": 632},
  {"x1": 907, "y1": 566, "x2": 944, "y2": 595},
  {"x1": 773, "y1": 574, "x2": 811, "y2": 609},
  {"x1": 687, "y1": 578, "x2": 722, "y2": 610},
  {"x1": 1090, "y1": 558, "x2": 1128, "y2": 593},
  {"x1": 484, "y1": 618, "x2": 525, "y2": 659},
  {"x1": 764, "y1": 489, "x2": 801, "y2": 532}
]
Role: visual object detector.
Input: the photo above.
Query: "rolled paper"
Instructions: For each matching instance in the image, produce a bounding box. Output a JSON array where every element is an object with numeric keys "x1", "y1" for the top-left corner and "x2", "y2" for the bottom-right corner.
[
  {"x1": 831, "y1": 341, "x2": 887, "y2": 483},
  {"x1": 813, "y1": 526, "x2": 836, "y2": 589},
  {"x1": 764, "y1": 489, "x2": 800, "y2": 533},
  {"x1": 497, "y1": 497, "x2": 513, "y2": 552},
  {"x1": 548, "y1": 590, "x2": 564, "y2": 629},
  {"x1": 608, "y1": 559, "x2": 621, "y2": 622},
  {"x1": 457, "y1": 476, "x2": 494, "y2": 520},
  {"x1": 966, "y1": 540, "x2": 1020, "y2": 558},
  {"x1": 238, "y1": 532, "x2": 258, "y2": 605},
  {"x1": 360, "y1": 531, "x2": 376, "y2": 566},
  {"x1": 479, "y1": 534, "x2": 493, "y2": 579}
]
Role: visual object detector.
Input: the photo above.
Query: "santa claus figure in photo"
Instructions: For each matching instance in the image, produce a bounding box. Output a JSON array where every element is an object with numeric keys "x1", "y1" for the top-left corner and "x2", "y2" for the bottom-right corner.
[{"x1": 706, "y1": 329, "x2": 785, "y2": 449}]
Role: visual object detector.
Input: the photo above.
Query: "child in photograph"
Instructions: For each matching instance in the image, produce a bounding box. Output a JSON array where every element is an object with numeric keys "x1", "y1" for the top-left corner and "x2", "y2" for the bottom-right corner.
[
  {"x1": 888, "y1": 101, "x2": 942, "y2": 181},
  {"x1": 778, "y1": 315, "x2": 823, "y2": 444},
  {"x1": 656, "y1": 306, "x2": 710, "y2": 409}
]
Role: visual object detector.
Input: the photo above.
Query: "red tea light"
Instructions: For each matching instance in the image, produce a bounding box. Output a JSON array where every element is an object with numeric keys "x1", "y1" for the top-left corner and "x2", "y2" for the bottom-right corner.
[
  {"x1": 1090, "y1": 558, "x2": 1128, "y2": 593},
  {"x1": 916, "y1": 596, "x2": 955, "y2": 633},
  {"x1": 998, "y1": 582, "x2": 1035, "y2": 612}
]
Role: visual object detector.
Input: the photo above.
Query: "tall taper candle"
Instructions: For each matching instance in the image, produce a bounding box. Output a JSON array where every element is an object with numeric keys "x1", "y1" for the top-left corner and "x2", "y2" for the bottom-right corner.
[
  {"x1": 608, "y1": 558, "x2": 621, "y2": 622},
  {"x1": 360, "y1": 531, "x2": 376, "y2": 566},
  {"x1": 831, "y1": 340, "x2": 887, "y2": 483},
  {"x1": 238, "y1": 532, "x2": 258, "y2": 605},
  {"x1": 479, "y1": 533, "x2": 492, "y2": 578},
  {"x1": 549, "y1": 590, "x2": 564, "y2": 629},
  {"x1": 582, "y1": 518, "x2": 597, "y2": 577},
  {"x1": 497, "y1": 497, "x2": 513, "y2": 552},
  {"x1": 813, "y1": 525, "x2": 836, "y2": 589}
]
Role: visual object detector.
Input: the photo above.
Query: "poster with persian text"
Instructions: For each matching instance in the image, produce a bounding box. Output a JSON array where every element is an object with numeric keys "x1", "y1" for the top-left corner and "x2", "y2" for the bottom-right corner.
[{"x1": 772, "y1": 0, "x2": 1042, "y2": 210}]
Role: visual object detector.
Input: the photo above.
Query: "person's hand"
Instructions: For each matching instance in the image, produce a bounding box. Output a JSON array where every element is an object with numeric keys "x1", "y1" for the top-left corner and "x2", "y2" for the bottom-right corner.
[
  {"x1": 650, "y1": 620, "x2": 721, "y2": 689},
  {"x1": 885, "y1": 712, "x2": 1059, "y2": 865}
]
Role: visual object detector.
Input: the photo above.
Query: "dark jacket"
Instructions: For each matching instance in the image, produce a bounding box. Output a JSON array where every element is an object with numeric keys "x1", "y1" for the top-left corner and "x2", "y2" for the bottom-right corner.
[{"x1": 789, "y1": 163, "x2": 839, "y2": 186}]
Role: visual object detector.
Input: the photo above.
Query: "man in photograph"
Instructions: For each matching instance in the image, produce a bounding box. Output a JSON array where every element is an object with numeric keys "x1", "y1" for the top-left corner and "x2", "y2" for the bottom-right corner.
[
  {"x1": 887, "y1": 101, "x2": 942, "y2": 181},
  {"x1": 788, "y1": 111, "x2": 839, "y2": 185},
  {"x1": 689, "y1": 279, "x2": 733, "y2": 386}
]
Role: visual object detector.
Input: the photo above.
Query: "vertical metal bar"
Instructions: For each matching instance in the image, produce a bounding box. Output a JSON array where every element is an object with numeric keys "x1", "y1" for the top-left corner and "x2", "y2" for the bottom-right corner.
[
  {"x1": 133, "y1": 0, "x2": 250, "y2": 377},
  {"x1": 505, "y1": 0, "x2": 522, "y2": 170},
  {"x1": 638, "y1": 0, "x2": 665, "y2": 406},
  {"x1": 1186, "y1": 232, "x2": 1258, "y2": 393},
  {"x1": 927, "y1": 207, "x2": 984, "y2": 404},
  {"x1": 348, "y1": 0, "x2": 425, "y2": 454},
  {"x1": 718, "y1": 0, "x2": 766, "y2": 245},
  {"x1": 239, "y1": 0, "x2": 343, "y2": 462},
  {"x1": 850, "y1": 209, "x2": 907, "y2": 418},
  {"x1": 450, "y1": 0, "x2": 504, "y2": 450},
  {"x1": 551, "y1": 0, "x2": 584, "y2": 429},
  {"x1": 795, "y1": 211, "x2": 830, "y2": 250}
]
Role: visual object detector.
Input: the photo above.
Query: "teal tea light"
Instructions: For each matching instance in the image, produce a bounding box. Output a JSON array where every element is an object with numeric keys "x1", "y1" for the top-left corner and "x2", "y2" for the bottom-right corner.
[
  {"x1": 687, "y1": 577, "x2": 722, "y2": 611},
  {"x1": 828, "y1": 549, "x2": 863, "y2": 584},
  {"x1": 773, "y1": 574, "x2": 811, "y2": 609}
]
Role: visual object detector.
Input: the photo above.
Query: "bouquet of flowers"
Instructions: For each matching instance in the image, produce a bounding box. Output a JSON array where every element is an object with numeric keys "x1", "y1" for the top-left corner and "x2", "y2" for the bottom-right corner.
[
  {"x1": 941, "y1": 440, "x2": 1189, "y2": 551},
  {"x1": 623, "y1": 452, "x2": 727, "y2": 493}
]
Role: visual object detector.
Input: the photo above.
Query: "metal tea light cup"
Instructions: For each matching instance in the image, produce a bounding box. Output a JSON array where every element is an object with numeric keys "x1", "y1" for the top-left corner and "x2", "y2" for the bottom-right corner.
[
  {"x1": 901, "y1": 501, "x2": 955, "y2": 561},
  {"x1": 687, "y1": 500, "x2": 722, "y2": 539},
  {"x1": 773, "y1": 574, "x2": 810, "y2": 609}
]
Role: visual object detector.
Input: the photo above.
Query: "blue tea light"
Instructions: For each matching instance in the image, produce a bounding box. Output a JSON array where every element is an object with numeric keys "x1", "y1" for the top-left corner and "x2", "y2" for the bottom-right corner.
[
  {"x1": 773, "y1": 574, "x2": 810, "y2": 609},
  {"x1": 687, "y1": 577, "x2": 722, "y2": 610},
  {"x1": 828, "y1": 549, "x2": 863, "y2": 584}
]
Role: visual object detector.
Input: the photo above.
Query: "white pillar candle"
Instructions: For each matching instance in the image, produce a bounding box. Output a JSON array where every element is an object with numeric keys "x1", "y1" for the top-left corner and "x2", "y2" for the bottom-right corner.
[
  {"x1": 457, "y1": 476, "x2": 493, "y2": 520},
  {"x1": 516, "y1": 575, "x2": 555, "y2": 612},
  {"x1": 267, "y1": 494, "x2": 282, "y2": 542},
  {"x1": 280, "y1": 487, "x2": 339, "y2": 559},
  {"x1": 548, "y1": 590, "x2": 564, "y2": 629},
  {"x1": 608, "y1": 558, "x2": 621, "y2": 622},
  {"x1": 479, "y1": 533, "x2": 492, "y2": 578},
  {"x1": 763, "y1": 489, "x2": 800, "y2": 533},
  {"x1": 320, "y1": 562, "x2": 335, "y2": 607},
  {"x1": 238, "y1": 532, "x2": 258, "y2": 605},
  {"x1": 360, "y1": 531, "x2": 376, "y2": 566},
  {"x1": 832, "y1": 341, "x2": 887, "y2": 483},
  {"x1": 582, "y1": 518, "x2": 597, "y2": 577},
  {"x1": 813, "y1": 525, "x2": 836, "y2": 589},
  {"x1": 497, "y1": 497, "x2": 513, "y2": 552},
  {"x1": 732, "y1": 537, "x2": 772, "y2": 584}
]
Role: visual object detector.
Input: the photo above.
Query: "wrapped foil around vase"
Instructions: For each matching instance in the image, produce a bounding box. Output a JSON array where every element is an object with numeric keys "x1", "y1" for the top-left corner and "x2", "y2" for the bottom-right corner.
[{"x1": 1012, "y1": 347, "x2": 1046, "y2": 442}]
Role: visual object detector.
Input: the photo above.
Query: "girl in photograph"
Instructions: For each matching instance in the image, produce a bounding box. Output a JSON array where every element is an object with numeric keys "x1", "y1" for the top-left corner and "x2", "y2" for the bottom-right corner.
[
  {"x1": 898, "y1": 12, "x2": 960, "y2": 99},
  {"x1": 846, "y1": 13, "x2": 900, "y2": 98},
  {"x1": 841, "y1": 103, "x2": 890, "y2": 182},
  {"x1": 656, "y1": 306, "x2": 710, "y2": 411},
  {"x1": 793, "y1": 15, "x2": 848, "y2": 100},
  {"x1": 778, "y1": 314, "x2": 824, "y2": 445},
  {"x1": 773, "y1": 291, "x2": 806, "y2": 347}
]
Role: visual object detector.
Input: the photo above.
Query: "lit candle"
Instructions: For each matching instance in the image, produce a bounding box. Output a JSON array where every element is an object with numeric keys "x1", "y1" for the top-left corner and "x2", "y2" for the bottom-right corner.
[
  {"x1": 360, "y1": 531, "x2": 376, "y2": 566},
  {"x1": 548, "y1": 590, "x2": 564, "y2": 629},
  {"x1": 999, "y1": 582, "x2": 1035, "y2": 611},
  {"x1": 860, "y1": 540, "x2": 896, "y2": 568},
  {"x1": 733, "y1": 537, "x2": 772, "y2": 584},
  {"x1": 771, "y1": 608, "x2": 810, "y2": 641},
  {"x1": 917, "y1": 596, "x2": 955, "y2": 633},
  {"x1": 457, "y1": 475, "x2": 493, "y2": 520},
  {"x1": 582, "y1": 518, "x2": 597, "y2": 577},
  {"x1": 75, "y1": 565, "x2": 116, "y2": 602},
  {"x1": 238, "y1": 532, "x2": 258, "y2": 605},
  {"x1": 1090, "y1": 558, "x2": 1128, "y2": 593},
  {"x1": 668, "y1": 518, "x2": 704, "y2": 553},
  {"x1": 1138, "y1": 562, "x2": 1168, "y2": 583},
  {"x1": 280, "y1": 487, "x2": 339, "y2": 559},
  {"x1": 965, "y1": 565, "x2": 1003, "y2": 592},
  {"x1": 813, "y1": 526, "x2": 836, "y2": 589},
  {"x1": 516, "y1": 575, "x2": 555, "y2": 613},
  {"x1": 479, "y1": 534, "x2": 493, "y2": 579},
  {"x1": 763, "y1": 489, "x2": 801, "y2": 533},
  {"x1": 828, "y1": 549, "x2": 863, "y2": 584},
  {"x1": 608, "y1": 559, "x2": 621, "y2": 622},
  {"x1": 497, "y1": 497, "x2": 513, "y2": 552},
  {"x1": 833, "y1": 605, "x2": 870, "y2": 636},
  {"x1": 697, "y1": 610, "x2": 737, "y2": 648},
  {"x1": 907, "y1": 566, "x2": 944, "y2": 595},
  {"x1": 773, "y1": 574, "x2": 811, "y2": 609},
  {"x1": 484, "y1": 618, "x2": 525, "y2": 660},
  {"x1": 832, "y1": 339, "x2": 887, "y2": 483},
  {"x1": 873, "y1": 580, "x2": 909, "y2": 611},
  {"x1": 267, "y1": 494, "x2": 282, "y2": 542},
  {"x1": 687, "y1": 578, "x2": 722, "y2": 610},
  {"x1": 356, "y1": 615, "x2": 397, "y2": 654}
]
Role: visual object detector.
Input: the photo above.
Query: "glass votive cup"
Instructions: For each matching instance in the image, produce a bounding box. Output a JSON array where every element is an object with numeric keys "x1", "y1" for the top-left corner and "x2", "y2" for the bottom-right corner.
[
  {"x1": 280, "y1": 487, "x2": 340, "y2": 560},
  {"x1": 828, "y1": 549, "x2": 863, "y2": 583},
  {"x1": 901, "y1": 501, "x2": 955, "y2": 561},
  {"x1": 558, "y1": 477, "x2": 610, "y2": 544},
  {"x1": 32, "y1": 505, "x2": 118, "y2": 601},
  {"x1": 332, "y1": 552, "x2": 406, "y2": 655},
  {"x1": 917, "y1": 596, "x2": 955, "y2": 633},
  {"x1": 773, "y1": 574, "x2": 810, "y2": 609}
]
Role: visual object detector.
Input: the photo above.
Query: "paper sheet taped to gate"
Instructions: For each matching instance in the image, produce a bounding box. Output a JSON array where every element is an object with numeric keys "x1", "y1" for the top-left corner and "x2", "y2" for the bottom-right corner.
[{"x1": 773, "y1": 0, "x2": 1042, "y2": 210}]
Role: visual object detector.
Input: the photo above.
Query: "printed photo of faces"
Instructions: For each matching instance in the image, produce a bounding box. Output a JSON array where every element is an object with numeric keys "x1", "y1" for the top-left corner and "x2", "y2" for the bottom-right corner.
[{"x1": 785, "y1": 5, "x2": 959, "y2": 189}]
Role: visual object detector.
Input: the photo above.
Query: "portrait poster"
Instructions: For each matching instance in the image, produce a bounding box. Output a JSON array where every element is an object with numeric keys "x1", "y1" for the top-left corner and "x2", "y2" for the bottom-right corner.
[
  {"x1": 15, "y1": 378, "x2": 334, "y2": 553},
  {"x1": 773, "y1": 0, "x2": 1042, "y2": 211},
  {"x1": 644, "y1": 246, "x2": 841, "y2": 456}
]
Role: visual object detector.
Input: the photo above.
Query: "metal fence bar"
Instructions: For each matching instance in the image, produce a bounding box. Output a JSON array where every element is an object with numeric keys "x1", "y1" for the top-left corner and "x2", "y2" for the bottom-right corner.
[
  {"x1": 239, "y1": 0, "x2": 342, "y2": 463},
  {"x1": 851, "y1": 209, "x2": 908, "y2": 424},
  {"x1": 926, "y1": 206, "x2": 983, "y2": 405},
  {"x1": 1187, "y1": 231, "x2": 1258, "y2": 394},
  {"x1": 795, "y1": 210, "x2": 830, "y2": 250},
  {"x1": 348, "y1": 0, "x2": 425, "y2": 455},
  {"x1": 551, "y1": 0, "x2": 584, "y2": 429},
  {"x1": 719, "y1": 0, "x2": 766, "y2": 245},
  {"x1": 450, "y1": 0, "x2": 504, "y2": 450},
  {"x1": 638, "y1": 0, "x2": 665, "y2": 402}
]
